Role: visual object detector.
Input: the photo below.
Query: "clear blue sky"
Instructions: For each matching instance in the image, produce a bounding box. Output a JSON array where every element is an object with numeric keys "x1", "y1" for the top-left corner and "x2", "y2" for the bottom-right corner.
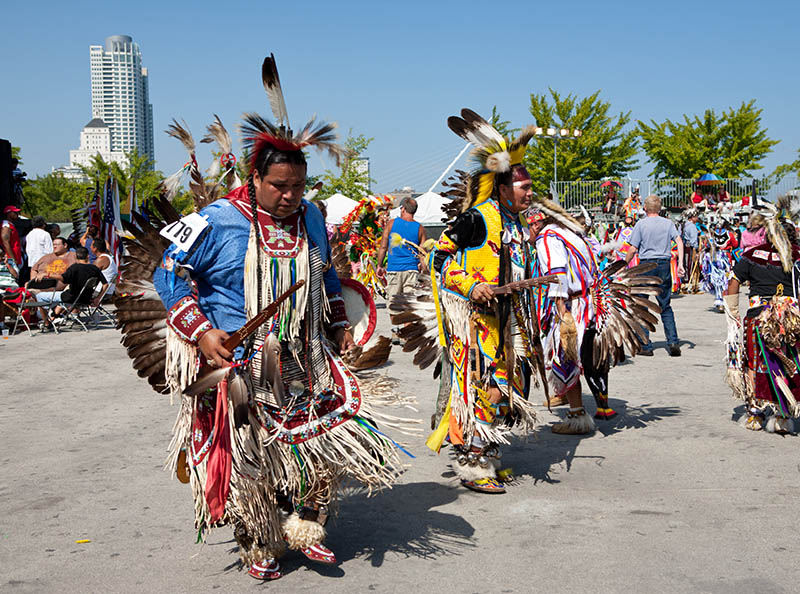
[{"x1": 3, "y1": 0, "x2": 797, "y2": 194}]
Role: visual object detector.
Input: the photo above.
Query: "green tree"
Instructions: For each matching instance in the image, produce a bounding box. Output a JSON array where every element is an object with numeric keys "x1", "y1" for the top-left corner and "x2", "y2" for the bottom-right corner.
[
  {"x1": 524, "y1": 89, "x2": 639, "y2": 193},
  {"x1": 772, "y1": 148, "x2": 800, "y2": 179},
  {"x1": 317, "y1": 132, "x2": 374, "y2": 201},
  {"x1": 79, "y1": 149, "x2": 164, "y2": 206},
  {"x1": 169, "y1": 190, "x2": 197, "y2": 215},
  {"x1": 24, "y1": 173, "x2": 91, "y2": 221},
  {"x1": 637, "y1": 100, "x2": 778, "y2": 179},
  {"x1": 123, "y1": 148, "x2": 163, "y2": 202}
]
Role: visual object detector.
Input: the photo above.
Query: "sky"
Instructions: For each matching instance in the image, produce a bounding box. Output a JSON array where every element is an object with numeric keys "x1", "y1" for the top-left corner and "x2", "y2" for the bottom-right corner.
[{"x1": 3, "y1": 0, "x2": 798, "y2": 195}]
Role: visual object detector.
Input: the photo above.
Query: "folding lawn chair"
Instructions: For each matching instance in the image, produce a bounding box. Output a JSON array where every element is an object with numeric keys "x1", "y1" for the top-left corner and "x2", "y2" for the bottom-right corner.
[
  {"x1": 8, "y1": 290, "x2": 60, "y2": 337},
  {"x1": 85, "y1": 273, "x2": 117, "y2": 327},
  {"x1": 57, "y1": 277, "x2": 103, "y2": 332}
]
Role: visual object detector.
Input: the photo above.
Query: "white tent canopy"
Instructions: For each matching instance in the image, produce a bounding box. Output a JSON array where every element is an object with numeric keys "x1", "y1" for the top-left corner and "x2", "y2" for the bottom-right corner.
[
  {"x1": 323, "y1": 193, "x2": 359, "y2": 224},
  {"x1": 389, "y1": 191, "x2": 450, "y2": 225}
]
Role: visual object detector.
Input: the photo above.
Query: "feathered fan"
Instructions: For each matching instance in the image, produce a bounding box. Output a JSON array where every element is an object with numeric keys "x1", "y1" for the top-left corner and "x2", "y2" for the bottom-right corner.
[
  {"x1": 389, "y1": 291, "x2": 443, "y2": 375},
  {"x1": 764, "y1": 194, "x2": 800, "y2": 273},
  {"x1": 113, "y1": 196, "x2": 182, "y2": 392},
  {"x1": 592, "y1": 260, "x2": 664, "y2": 366},
  {"x1": 440, "y1": 169, "x2": 470, "y2": 222}
]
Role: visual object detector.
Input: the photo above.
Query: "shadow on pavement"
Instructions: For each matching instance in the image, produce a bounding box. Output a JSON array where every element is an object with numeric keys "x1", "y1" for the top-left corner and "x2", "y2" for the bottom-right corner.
[
  {"x1": 217, "y1": 481, "x2": 475, "y2": 577},
  {"x1": 646, "y1": 339, "x2": 697, "y2": 352},
  {"x1": 332, "y1": 481, "x2": 476, "y2": 567},
  {"x1": 503, "y1": 398, "x2": 682, "y2": 484},
  {"x1": 596, "y1": 400, "x2": 682, "y2": 436},
  {"x1": 504, "y1": 430, "x2": 600, "y2": 485}
]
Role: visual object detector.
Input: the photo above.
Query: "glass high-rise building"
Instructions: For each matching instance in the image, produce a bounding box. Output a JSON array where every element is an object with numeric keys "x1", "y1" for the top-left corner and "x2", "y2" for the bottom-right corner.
[{"x1": 89, "y1": 35, "x2": 154, "y2": 160}]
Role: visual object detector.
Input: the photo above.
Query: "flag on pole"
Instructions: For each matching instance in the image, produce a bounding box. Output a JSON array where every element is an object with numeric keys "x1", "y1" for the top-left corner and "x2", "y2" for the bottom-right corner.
[
  {"x1": 87, "y1": 181, "x2": 102, "y2": 230},
  {"x1": 113, "y1": 177, "x2": 122, "y2": 232},
  {"x1": 129, "y1": 180, "x2": 150, "y2": 227},
  {"x1": 102, "y1": 175, "x2": 122, "y2": 267},
  {"x1": 129, "y1": 180, "x2": 139, "y2": 228}
]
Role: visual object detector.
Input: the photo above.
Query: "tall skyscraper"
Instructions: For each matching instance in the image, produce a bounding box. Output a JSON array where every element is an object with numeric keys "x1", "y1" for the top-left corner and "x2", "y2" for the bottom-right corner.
[{"x1": 89, "y1": 35, "x2": 154, "y2": 160}]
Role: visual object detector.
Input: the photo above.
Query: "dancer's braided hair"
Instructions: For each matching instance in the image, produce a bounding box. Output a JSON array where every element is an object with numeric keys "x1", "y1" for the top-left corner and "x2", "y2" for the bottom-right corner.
[{"x1": 247, "y1": 176, "x2": 264, "y2": 309}]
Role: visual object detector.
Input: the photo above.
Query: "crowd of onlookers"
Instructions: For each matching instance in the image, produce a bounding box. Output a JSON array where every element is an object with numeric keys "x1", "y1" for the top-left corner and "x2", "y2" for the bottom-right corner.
[{"x1": 1, "y1": 207, "x2": 116, "y2": 332}]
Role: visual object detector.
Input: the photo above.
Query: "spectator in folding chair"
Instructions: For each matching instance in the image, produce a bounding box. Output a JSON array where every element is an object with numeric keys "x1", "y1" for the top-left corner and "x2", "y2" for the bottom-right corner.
[
  {"x1": 90, "y1": 237, "x2": 117, "y2": 296},
  {"x1": 42, "y1": 247, "x2": 108, "y2": 326},
  {"x1": 26, "y1": 237, "x2": 76, "y2": 294}
]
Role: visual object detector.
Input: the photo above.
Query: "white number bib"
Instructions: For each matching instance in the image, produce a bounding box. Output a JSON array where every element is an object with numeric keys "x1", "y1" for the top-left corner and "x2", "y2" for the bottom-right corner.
[{"x1": 159, "y1": 213, "x2": 209, "y2": 252}]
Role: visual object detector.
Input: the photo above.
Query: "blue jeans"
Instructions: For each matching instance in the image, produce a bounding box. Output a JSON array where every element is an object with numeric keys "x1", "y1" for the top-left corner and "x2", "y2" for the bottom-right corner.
[{"x1": 640, "y1": 258, "x2": 679, "y2": 349}]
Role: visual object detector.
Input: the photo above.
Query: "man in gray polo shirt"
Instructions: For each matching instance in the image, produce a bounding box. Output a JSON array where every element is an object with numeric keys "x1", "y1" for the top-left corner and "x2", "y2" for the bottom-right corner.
[{"x1": 626, "y1": 195, "x2": 684, "y2": 356}]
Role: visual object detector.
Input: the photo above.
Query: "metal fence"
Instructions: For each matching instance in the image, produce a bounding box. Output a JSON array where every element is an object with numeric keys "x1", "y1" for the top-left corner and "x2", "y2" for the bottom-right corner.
[{"x1": 551, "y1": 174, "x2": 800, "y2": 211}]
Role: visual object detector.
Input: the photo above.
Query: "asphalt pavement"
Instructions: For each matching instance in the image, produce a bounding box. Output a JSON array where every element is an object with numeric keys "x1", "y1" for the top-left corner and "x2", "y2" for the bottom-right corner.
[{"x1": 2, "y1": 291, "x2": 798, "y2": 594}]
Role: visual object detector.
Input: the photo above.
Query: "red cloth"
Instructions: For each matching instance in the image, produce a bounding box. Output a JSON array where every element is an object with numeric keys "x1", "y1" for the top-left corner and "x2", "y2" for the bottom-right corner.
[{"x1": 205, "y1": 377, "x2": 232, "y2": 522}]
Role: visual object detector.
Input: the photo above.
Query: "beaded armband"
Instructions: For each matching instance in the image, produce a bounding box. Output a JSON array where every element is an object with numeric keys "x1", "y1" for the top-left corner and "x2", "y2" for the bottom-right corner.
[
  {"x1": 167, "y1": 296, "x2": 213, "y2": 345},
  {"x1": 327, "y1": 293, "x2": 349, "y2": 329}
]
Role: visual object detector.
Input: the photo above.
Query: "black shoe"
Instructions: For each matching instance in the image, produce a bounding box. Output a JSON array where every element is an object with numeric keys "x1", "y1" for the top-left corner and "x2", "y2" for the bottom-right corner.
[
  {"x1": 668, "y1": 344, "x2": 681, "y2": 357},
  {"x1": 639, "y1": 349, "x2": 654, "y2": 357}
]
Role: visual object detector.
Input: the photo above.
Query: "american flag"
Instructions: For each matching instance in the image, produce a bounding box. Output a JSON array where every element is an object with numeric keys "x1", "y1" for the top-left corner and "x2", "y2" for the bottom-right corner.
[
  {"x1": 102, "y1": 176, "x2": 122, "y2": 267},
  {"x1": 128, "y1": 180, "x2": 150, "y2": 228}
]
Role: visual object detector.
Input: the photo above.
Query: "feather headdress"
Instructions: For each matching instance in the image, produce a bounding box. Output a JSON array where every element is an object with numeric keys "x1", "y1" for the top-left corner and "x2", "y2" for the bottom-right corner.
[
  {"x1": 201, "y1": 114, "x2": 242, "y2": 190},
  {"x1": 160, "y1": 119, "x2": 221, "y2": 211},
  {"x1": 447, "y1": 108, "x2": 536, "y2": 210},
  {"x1": 763, "y1": 194, "x2": 800, "y2": 272},
  {"x1": 580, "y1": 204, "x2": 593, "y2": 228},
  {"x1": 240, "y1": 54, "x2": 348, "y2": 175},
  {"x1": 446, "y1": 108, "x2": 584, "y2": 235}
]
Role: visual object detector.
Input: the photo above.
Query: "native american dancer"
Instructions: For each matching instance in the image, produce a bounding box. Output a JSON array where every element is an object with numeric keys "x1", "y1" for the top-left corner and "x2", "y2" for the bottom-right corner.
[
  {"x1": 702, "y1": 219, "x2": 738, "y2": 312},
  {"x1": 724, "y1": 195, "x2": 800, "y2": 434},
  {"x1": 532, "y1": 204, "x2": 664, "y2": 433},
  {"x1": 611, "y1": 216, "x2": 639, "y2": 267},
  {"x1": 621, "y1": 186, "x2": 641, "y2": 219},
  {"x1": 113, "y1": 56, "x2": 409, "y2": 581},
  {"x1": 670, "y1": 238, "x2": 681, "y2": 293},
  {"x1": 390, "y1": 110, "x2": 546, "y2": 494}
]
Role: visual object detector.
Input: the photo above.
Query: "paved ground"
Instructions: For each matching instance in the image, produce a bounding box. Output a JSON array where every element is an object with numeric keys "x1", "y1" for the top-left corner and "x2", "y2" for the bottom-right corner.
[{"x1": 2, "y1": 292, "x2": 799, "y2": 593}]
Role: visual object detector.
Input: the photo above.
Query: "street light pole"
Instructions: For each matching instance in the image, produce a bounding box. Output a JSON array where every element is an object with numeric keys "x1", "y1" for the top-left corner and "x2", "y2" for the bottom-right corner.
[
  {"x1": 534, "y1": 126, "x2": 582, "y2": 194},
  {"x1": 553, "y1": 137, "x2": 558, "y2": 185}
]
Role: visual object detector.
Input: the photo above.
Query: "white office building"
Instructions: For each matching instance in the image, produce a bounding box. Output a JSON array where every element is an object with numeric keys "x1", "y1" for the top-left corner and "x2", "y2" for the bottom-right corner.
[
  {"x1": 89, "y1": 35, "x2": 154, "y2": 159},
  {"x1": 67, "y1": 117, "x2": 127, "y2": 170}
]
